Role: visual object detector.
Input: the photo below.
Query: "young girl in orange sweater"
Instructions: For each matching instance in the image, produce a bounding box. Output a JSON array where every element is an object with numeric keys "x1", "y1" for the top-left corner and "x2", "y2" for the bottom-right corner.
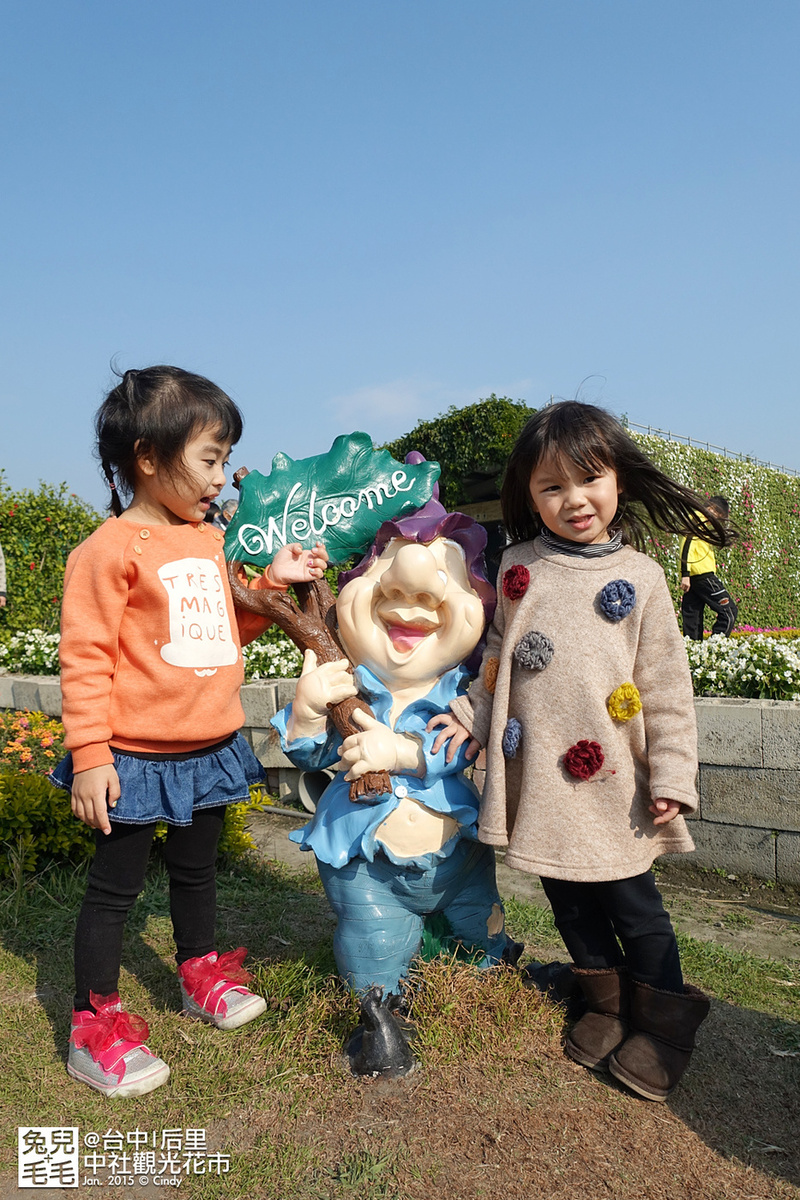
[{"x1": 50, "y1": 365, "x2": 326, "y2": 1097}]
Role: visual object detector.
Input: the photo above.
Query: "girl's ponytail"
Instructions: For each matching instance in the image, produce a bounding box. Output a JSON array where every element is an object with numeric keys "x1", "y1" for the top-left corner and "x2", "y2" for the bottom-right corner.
[{"x1": 101, "y1": 459, "x2": 122, "y2": 517}]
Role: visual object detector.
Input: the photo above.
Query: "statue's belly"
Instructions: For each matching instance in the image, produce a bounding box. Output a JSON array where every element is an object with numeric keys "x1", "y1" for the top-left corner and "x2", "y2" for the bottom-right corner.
[{"x1": 375, "y1": 796, "x2": 459, "y2": 859}]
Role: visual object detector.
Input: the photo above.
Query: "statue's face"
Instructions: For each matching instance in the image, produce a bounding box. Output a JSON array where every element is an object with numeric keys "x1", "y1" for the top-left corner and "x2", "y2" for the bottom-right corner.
[{"x1": 336, "y1": 536, "x2": 485, "y2": 689}]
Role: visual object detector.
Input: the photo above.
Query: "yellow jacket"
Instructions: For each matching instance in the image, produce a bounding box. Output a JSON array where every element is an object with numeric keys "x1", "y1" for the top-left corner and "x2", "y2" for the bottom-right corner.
[{"x1": 679, "y1": 532, "x2": 716, "y2": 577}]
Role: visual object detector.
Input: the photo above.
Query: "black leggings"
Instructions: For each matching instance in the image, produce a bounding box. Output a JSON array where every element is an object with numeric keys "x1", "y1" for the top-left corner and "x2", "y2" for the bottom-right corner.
[
  {"x1": 74, "y1": 807, "x2": 225, "y2": 1011},
  {"x1": 540, "y1": 871, "x2": 683, "y2": 992}
]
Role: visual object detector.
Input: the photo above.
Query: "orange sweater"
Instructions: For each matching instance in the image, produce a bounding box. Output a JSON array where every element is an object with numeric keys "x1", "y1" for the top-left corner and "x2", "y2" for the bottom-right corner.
[{"x1": 60, "y1": 518, "x2": 273, "y2": 773}]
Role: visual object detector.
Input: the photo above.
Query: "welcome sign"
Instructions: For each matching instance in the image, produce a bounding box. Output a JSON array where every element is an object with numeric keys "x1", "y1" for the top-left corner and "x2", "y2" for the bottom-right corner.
[{"x1": 224, "y1": 432, "x2": 441, "y2": 566}]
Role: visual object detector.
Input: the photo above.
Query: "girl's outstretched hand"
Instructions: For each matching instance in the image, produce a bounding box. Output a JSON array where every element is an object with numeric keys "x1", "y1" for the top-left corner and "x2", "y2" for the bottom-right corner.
[
  {"x1": 71, "y1": 765, "x2": 121, "y2": 836},
  {"x1": 650, "y1": 798, "x2": 682, "y2": 825},
  {"x1": 427, "y1": 712, "x2": 481, "y2": 763},
  {"x1": 269, "y1": 541, "x2": 328, "y2": 586}
]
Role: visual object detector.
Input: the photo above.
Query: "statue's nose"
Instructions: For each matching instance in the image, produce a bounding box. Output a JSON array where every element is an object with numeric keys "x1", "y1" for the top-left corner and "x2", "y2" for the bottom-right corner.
[{"x1": 379, "y1": 543, "x2": 445, "y2": 608}]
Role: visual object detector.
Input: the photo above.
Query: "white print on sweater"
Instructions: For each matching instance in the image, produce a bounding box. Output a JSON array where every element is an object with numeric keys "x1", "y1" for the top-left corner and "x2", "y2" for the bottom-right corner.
[{"x1": 157, "y1": 558, "x2": 238, "y2": 674}]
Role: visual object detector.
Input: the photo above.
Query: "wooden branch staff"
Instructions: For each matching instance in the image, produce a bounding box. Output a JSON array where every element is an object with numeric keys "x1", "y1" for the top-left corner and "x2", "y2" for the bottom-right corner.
[{"x1": 228, "y1": 468, "x2": 391, "y2": 801}]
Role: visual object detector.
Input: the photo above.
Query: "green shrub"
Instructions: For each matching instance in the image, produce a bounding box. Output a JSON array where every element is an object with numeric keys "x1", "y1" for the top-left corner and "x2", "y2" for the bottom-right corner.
[
  {"x1": 0, "y1": 771, "x2": 94, "y2": 876},
  {"x1": 384, "y1": 395, "x2": 534, "y2": 510},
  {"x1": 0, "y1": 767, "x2": 266, "y2": 878},
  {"x1": 0, "y1": 475, "x2": 102, "y2": 635}
]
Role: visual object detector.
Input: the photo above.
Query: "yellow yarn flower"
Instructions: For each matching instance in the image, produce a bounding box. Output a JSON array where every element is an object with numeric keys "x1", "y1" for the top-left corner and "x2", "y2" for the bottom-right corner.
[{"x1": 607, "y1": 682, "x2": 642, "y2": 722}]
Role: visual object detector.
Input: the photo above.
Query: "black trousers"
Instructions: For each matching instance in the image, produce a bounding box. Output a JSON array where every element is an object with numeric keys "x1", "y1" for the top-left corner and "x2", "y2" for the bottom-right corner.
[
  {"x1": 540, "y1": 871, "x2": 683, "y2": 993},
  {"x1": 681, "y1": 571, "x2": 737, "y2": 640},
  {"x1": 74, "y1": 806, "x2": 225, "y2": 1011}
]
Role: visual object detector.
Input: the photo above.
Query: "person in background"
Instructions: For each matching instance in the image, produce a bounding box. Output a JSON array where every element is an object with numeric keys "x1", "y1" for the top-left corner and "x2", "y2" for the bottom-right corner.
[
  {"x1": 0, "y1": 539, "x2": 6, "y2": 608},
  {"x1": 679, "y1": 495, "x2": 737, "y2": 639},
  {"x1": 203, "y1": 501, "x2": 221, "y2": 525},
  {"x1": 213, "y1": 498, "x2": 238, "y2": 532}
]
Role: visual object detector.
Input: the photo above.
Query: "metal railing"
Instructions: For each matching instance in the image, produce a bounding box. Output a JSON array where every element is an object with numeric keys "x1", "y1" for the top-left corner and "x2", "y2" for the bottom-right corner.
[{"x1": 624, "y1": 420, "x2": 798, "y2": 478}]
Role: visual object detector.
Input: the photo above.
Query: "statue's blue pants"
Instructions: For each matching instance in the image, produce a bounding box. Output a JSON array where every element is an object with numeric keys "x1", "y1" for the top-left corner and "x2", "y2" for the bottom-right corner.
[{"x1": 316, "y1": 839, "x2": 507, "y2": 995}]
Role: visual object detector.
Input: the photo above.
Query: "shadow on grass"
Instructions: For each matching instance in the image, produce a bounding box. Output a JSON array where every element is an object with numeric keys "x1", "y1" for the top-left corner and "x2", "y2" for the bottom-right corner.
[
  {"x1": 1, "y1": 853, "x2": 800, "y2": 1198},
  {"x1": 0, "y1": 849, "x2": 339, "y2": 1069},
  {"x1": 667, "y1": 996, "x2": 800, "y2": 1189}
]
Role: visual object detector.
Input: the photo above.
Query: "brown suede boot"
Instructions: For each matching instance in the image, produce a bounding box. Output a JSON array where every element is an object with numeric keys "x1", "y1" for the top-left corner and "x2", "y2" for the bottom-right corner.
[
  {"x1": 565, "y1": 967, "x2": 629, "y2": 1071},
  {"x1": 608, "y1": 980, "x2": 710, "y2": 1102}
]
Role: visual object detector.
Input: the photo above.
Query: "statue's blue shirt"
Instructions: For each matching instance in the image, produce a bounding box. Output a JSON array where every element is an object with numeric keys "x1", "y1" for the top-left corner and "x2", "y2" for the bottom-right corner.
[{"x1": 271, "y1": 664, "x2": 480, "y2": 870}]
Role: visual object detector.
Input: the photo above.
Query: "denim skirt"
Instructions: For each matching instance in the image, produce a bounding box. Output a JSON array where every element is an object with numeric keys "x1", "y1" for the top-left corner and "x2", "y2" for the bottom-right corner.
[{"x1": 49, "y1": 732, "x2": 265, "y2": 826}]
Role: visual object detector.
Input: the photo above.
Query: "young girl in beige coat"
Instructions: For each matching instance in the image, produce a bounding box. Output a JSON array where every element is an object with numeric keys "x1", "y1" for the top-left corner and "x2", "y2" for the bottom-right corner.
[{"x1": 432, "y1": 401, "x2": 731, "y2": 1102}]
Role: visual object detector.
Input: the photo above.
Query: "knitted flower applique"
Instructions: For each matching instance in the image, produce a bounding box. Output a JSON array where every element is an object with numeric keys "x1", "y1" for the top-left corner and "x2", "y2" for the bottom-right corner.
[
  {"x1": 563, "y1": 740, "x2": 605, "y2": 780},
  {"x1": 502, "y1": 718, "x2": 522, "y2": 758},
  {"x1": 483, "y1": 657, "x2": 500, "y2": 694},
  {"x1": 513, "y1": 630, "x2": 554, "y2": 671},
  {"x1": 598, "y1": 579, "x2": 636, "y2": 622},
  {"x1": 502, "y1": 564, "x2": 530, "y2": 600},
  {"x1": 607, "y1": 682, "x2": 642, "y2": 722}
]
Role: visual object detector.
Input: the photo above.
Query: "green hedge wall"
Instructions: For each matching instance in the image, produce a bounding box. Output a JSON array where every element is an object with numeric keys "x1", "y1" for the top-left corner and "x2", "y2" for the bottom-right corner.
[
  {"x1": 0, "y1": 477, "x2": 102, "y2": 635},
  {"x1": 1, "y1": 420, "x2": 799, "y2": 638},
  {"x1": 632, "y1": 435, "x2": 800, "y2": 629},
  {"x1": 385, "y1": 395, "x2": 534, "y2": 510}
]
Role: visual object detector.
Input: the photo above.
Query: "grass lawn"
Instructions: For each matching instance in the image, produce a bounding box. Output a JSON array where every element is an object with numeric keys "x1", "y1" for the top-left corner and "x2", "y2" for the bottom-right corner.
[{"x1": 1, "y1": 851, "x2": 799, "y2": 1200}]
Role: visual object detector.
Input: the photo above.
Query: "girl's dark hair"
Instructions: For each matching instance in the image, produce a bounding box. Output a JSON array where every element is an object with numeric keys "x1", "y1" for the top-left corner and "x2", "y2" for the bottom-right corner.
[
  {"x1": 96, "y1": 366, "x2": 243, "y2": 516},
  {"x1": 500, "y1": 401, "x2": 735, "y2": 551}
]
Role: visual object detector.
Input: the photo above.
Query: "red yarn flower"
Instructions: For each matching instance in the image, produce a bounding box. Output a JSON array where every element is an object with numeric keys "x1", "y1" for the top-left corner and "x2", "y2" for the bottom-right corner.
[
  {"x1": 502, "y1": 564, "x2": 530, "y2": 600},
  {"x1": 563, "y1": 740, "x2": 605, "y2": 780}
]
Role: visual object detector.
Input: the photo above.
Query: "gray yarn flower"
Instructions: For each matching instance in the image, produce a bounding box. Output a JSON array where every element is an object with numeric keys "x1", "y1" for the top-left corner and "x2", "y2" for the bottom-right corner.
[
  {"x1": 513, "y1": 630, "x2": 555, "y2": 671},
  {"x1": 502, "y1": 718, "x2": 523, "y2": 758}
]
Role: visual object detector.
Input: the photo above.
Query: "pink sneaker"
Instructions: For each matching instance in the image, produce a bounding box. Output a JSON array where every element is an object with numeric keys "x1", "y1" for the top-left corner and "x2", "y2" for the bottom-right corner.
[
  {"x1": 179, "y1": 949, "x2": 267, "y2": 1031},
  {"x1": 68, "y1": 993, "x2": 170, "y2": 1097}
]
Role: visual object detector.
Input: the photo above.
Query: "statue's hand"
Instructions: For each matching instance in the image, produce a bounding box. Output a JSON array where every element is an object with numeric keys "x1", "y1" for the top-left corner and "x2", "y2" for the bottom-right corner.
[
  {"x1": 339, "y1": 709, "x2": 423, "y2": 780},
  {"x1": 287, "y1": 649, "x2": 356, "y2": 741}
]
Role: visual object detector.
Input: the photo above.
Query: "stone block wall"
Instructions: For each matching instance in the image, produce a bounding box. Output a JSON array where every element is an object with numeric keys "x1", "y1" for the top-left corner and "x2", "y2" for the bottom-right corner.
[
  {"x1": 2, "y1": 676, "x2": 799, "y2": 884},
  {"x1": 683, "y1": 698, "x2": 800, "y2": 884}
]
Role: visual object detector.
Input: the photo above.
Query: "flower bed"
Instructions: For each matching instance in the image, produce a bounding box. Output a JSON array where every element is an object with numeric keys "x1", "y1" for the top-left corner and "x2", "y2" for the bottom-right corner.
[
  {"x1": 0, "y1": 626, "x2": 304, "y2": 682},
  {"x1": 0, "y1": 629, "x2": 61, "y2": 675},
  {"x1": 0, "y1": 709, "x2": 64, "y2": 773},
  {"x1": 685, "y1": 633, "x2": 800, "y2": 701},
  {"x1": 6, "y1": 626, "x2": 800, "y2": 697}
]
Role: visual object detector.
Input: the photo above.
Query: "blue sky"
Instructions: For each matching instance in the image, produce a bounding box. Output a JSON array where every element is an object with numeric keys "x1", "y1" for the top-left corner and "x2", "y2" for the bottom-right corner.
[{"x1": 2, "y1": 1, "x2": 798, "y2": 511}]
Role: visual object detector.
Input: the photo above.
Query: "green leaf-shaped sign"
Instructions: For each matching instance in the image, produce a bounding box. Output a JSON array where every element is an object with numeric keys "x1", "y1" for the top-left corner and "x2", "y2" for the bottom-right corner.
[{"x1": 224, "y1": 432, "x2": 441, "y2": 566}]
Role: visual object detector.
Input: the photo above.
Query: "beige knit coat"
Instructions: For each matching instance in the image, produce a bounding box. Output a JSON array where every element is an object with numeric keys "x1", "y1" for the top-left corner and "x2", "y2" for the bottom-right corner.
[{"x1": 450, "y1": 538, "x2": 697, "y2": 882}]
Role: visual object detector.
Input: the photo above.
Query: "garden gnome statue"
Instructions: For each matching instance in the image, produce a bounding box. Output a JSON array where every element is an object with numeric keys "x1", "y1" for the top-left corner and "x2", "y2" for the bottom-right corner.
[{"x1": 271, "y1": 466, "x2": 513, "y2": 1075}]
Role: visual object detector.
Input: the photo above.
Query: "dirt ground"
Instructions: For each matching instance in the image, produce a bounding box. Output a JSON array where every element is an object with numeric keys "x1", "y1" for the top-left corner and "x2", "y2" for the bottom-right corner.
[
  {"x1": 241, "y1": 811, "x2": 800, "y2": 1199},
  {"x1": 250, "y1": 809, "x2": 800, "y2": 966},
  {"x1": 4, "y1": 813, "x2": 796, "y2": 1200}
]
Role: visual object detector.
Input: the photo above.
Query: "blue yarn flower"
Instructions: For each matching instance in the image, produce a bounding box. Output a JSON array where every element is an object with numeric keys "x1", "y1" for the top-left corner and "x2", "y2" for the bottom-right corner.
[
  {"x1": 598, "y1": 579, "x2": 636, "y2": 622},
  {"x1": 513, "y1": 630, "x2": 555, "y2": 670},
  {"x1": 502, "y1": 718, "x2": 523, "y2": 758}
]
